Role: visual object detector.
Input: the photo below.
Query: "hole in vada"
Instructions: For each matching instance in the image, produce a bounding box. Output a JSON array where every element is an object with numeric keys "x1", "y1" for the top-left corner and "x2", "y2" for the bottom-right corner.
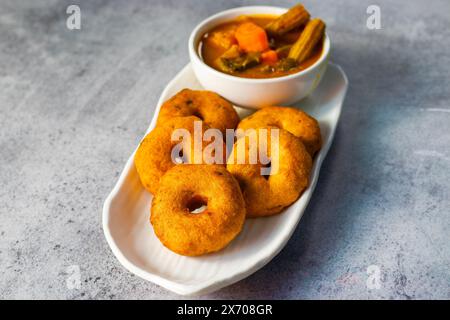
[
  {"x1": 187, "y1": 195, "x2": 208, "y2": 214},
  {"x1": 192, "y1": 110, "x2": 204, "y2": 121},
  {"x1": 174, "y1": 149, "x2": 187, "y2": 164},
  {"x1": 261, "y1": 161, "x2": 272, "y2": 180},
  {"x1": 237, "y1": 178, "x2": 246, "y2": 191}
]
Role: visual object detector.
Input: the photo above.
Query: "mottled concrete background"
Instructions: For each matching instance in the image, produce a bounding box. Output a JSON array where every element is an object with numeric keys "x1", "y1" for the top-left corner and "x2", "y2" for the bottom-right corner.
[{"x1": 1, "y1": 0, "x2": 449, "y2": 299}]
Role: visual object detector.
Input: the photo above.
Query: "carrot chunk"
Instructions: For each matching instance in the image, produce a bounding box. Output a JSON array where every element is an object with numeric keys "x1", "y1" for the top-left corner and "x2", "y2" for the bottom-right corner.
[
  {"x1": 235, "y1": 22, "x2": 269, "y2": 53},
  {"x1": 261, "y1": 50, "x2": 278, "y2": 65}
]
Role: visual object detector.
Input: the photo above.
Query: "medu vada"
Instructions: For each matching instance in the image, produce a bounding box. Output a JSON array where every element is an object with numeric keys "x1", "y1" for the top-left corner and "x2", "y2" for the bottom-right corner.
[
  {"x1": 157, "y1": 89, "x2": 240, "y2": 134},
  {"x1": 227, "y1": 128, "x2": 312, "y2": 217},
  {"x1": 237, "y1": 106, "x2": 322, "y2": 156},
  {"x1": 151, "y1": 164, "x2": 246, "y2": 256},
  {"x1": 135, "y1": 116, "x2": 225, "y2": 195}
]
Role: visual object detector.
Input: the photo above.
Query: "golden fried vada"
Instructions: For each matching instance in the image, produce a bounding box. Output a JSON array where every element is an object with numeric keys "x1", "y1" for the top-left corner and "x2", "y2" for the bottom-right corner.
[
  {"x1": 227, "y1": 128, "x2": 312, "y2": 217},
  {"x1": 237, "y1": 106, "x2": 322, "y2": 156},
  {"x1": 135, "y1": 116, "x2": 224, "y2": 194},
  {"x1": 151, "y1": 164, "x2": 246, "y2": 256},
  {"x1": 157, "y1": 89, "x2": 239, "y2": 134}
]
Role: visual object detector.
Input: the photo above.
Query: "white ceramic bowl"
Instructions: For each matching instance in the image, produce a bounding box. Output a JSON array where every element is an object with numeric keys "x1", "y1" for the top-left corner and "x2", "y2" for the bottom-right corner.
[{"x1": 189, "y1": 6, "x2": 331, "y2": 109}]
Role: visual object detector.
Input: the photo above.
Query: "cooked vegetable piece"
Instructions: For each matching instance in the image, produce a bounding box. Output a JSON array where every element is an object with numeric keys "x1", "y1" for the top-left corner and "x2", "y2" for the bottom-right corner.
[
  {"x1": 217, "y1": 50, "x2": 261, "y2": 73},
  {"x1": 275, "y1": 45, "x2": 292, "y2": 58},
  {"x1": 265, "y1": 4, "x2": 310, "y2": 36},
  {"x1": 207, "y1": 29, "x2": 237, "y2": 50},
  {"x1": 235, "y1": 22, "x2": 269, "y2": 52},
  {"x1": 261, "y1": 50, "x2": 278, "y2": 65},
  {"x1": 221, "y1": 44, "x2": 241, "y2": 59},
  {"x1": 260, "y1": 64, "x2": 275, "y2": 73},
  {"x1": 276, "y1": 58, "x2": 298, "y2": 71},
  {"x1": 288, "y1": 18, "x2": 325, "y2": 63}
]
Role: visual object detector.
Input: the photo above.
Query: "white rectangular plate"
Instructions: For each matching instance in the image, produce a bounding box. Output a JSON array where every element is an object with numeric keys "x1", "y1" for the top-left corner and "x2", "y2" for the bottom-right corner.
[{"x1": 103, "y1": 62, "x2": 348, "y2": 296}]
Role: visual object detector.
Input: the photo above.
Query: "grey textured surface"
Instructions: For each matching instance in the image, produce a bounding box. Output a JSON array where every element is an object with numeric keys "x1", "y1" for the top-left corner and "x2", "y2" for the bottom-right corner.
[{"x1": 1, "y1": 0, "x2": 449, "y2": 299}]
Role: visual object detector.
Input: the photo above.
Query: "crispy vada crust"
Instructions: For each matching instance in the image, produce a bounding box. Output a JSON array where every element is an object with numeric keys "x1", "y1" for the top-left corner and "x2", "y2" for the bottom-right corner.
[
  {"x1": 227, "y1": 129, "x2": 312, "y2": 217},
  {"x1": 134, "y1": 116, "x2": 225, "y2": 195},
  {"x1": 157, "y1": 89, "x2": 239, "y2": 134},
  {"x1": 151, "y1": 165, "x2": 246, "y2": 256},
  {"x1": 237, "y1": 106, "x2": 322, "y2": 156}
]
